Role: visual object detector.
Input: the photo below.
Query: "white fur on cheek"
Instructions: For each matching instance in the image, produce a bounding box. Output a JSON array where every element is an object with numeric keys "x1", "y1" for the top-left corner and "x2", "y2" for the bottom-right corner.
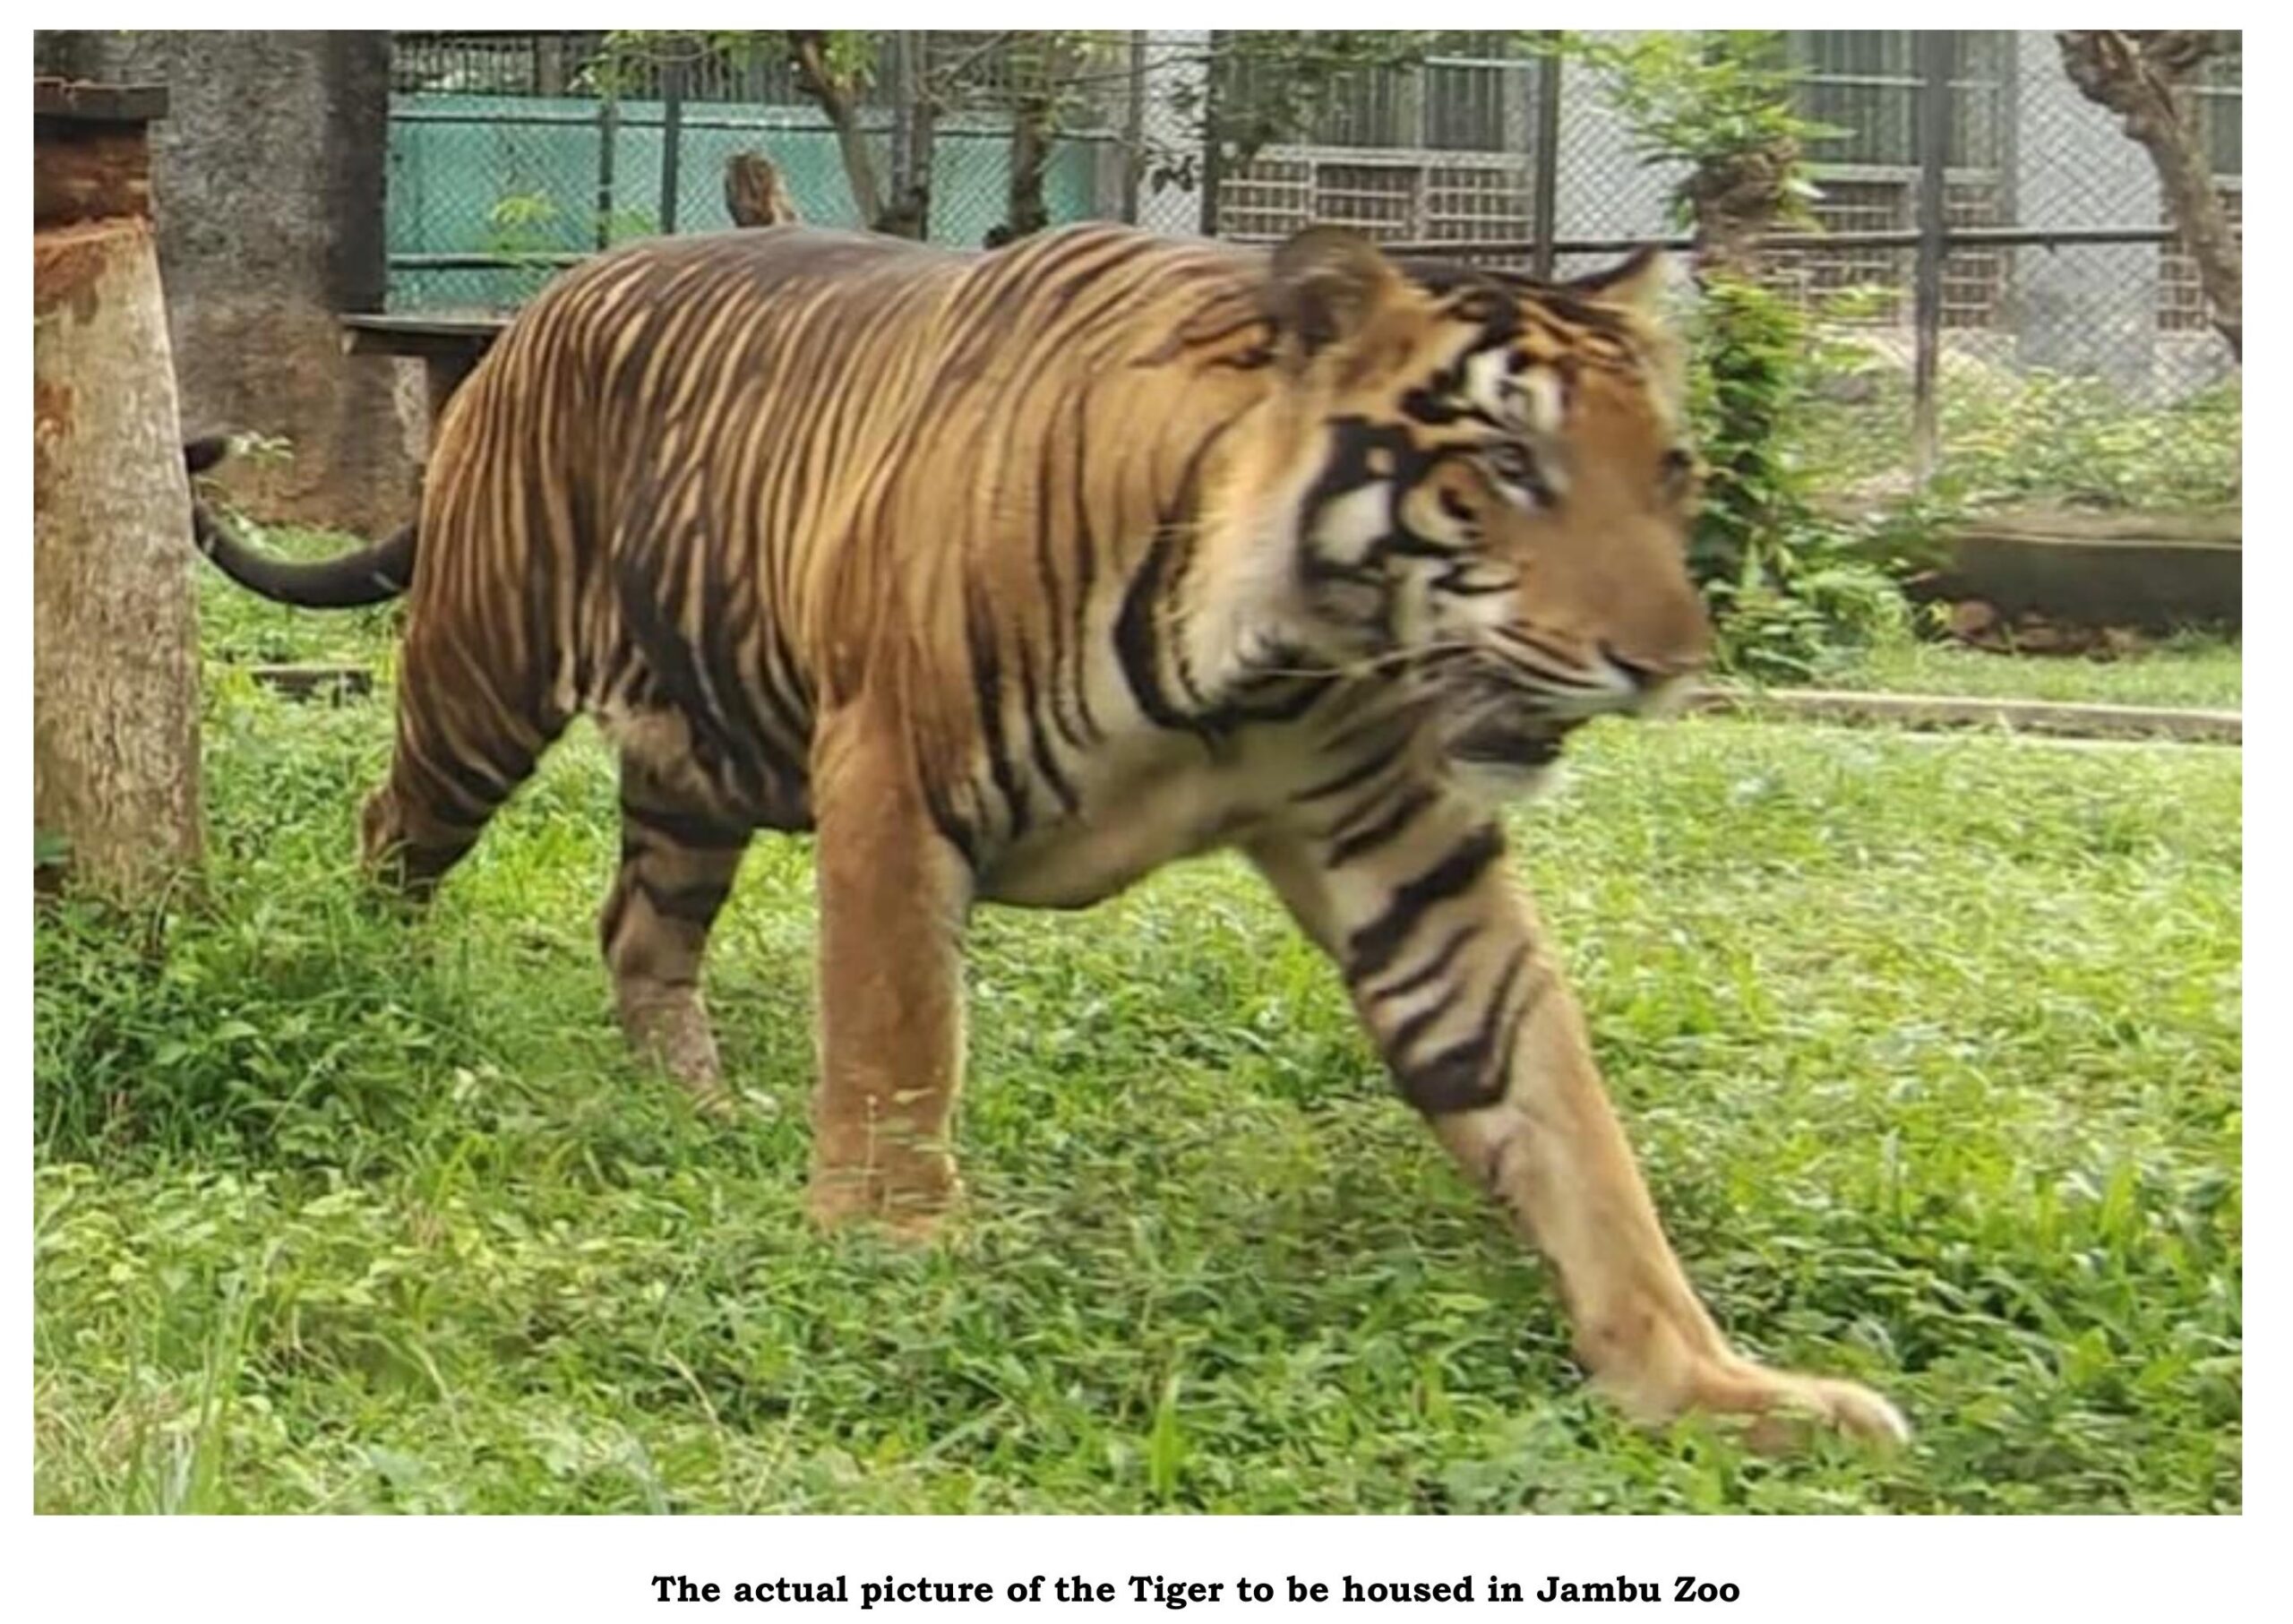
[
  {"x1": 1310, "y1": 482, "x2": 1389, "y2": 568},
  {"x1": 1516, "y1": 367, "x2": 1563, "y2": 435}
]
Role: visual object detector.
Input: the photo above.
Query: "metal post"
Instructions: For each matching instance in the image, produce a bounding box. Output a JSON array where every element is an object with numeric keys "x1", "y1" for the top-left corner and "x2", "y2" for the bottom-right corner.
[
  {"x1": 1532, "y1": 34, "x2": 1562, "y2": 279},
  {"x1": 1196, "y1": 39, "x2": 1225, "y2": 236},
  {"x1": 1911, "y1": 30, "x2": 1954, "y2": 486},
  {"x1": 887, "y1": 32, "x2": 914, "y2": 199},
  {"x1": 1123, "y1": 30, "x2": 1147, "y2": 224},
  {"x1": 659, "y1": 52, "x2": 686, "y2": 236},
  {"x1": 595, "y1": 92, "x2": 619, "y2": 249}
]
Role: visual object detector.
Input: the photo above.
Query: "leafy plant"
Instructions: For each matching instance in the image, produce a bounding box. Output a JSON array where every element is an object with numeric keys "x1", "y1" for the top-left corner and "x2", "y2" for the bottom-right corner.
[
  {"x1": 1553, "y1": 30, "x2": 1832, "y2": 222},
  {"x1": 483, "y1": 190, "x2": 655, "y2": 301},
  {"x1": 1683, "y1": 270, "x2": 1906, "y2": 681},
  {"x1": 1155, "y1": 32, "x2": 1445, "y2": 194}
]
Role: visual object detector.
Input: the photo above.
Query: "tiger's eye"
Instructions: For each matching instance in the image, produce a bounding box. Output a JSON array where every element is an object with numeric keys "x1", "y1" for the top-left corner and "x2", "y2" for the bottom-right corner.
[{"x1": 1487, "y1": 443, "x2": 1538, "y2": 484}]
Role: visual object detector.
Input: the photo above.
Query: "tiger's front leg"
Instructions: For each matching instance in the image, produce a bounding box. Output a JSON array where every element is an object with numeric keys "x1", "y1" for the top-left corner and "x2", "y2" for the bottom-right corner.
[
  {"x1": 1248, "y1": 795, "x2": 1909, "y2": 1449},
  {"x1": 804, "y1": 709, "x2": 973, "y2": 1237}
]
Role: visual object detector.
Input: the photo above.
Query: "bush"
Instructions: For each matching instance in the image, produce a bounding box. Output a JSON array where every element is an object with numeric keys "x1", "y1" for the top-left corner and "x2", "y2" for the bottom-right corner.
[
  {"x1": 1686, "y1": 275, "x2": 1908, "y2": 683},
  {"x1": 1793, "y1": 353, "x2": 2242, "y2": 517},
  {"x1": 1941, "y1": 374, "x2": 2240, "y2": 512}
]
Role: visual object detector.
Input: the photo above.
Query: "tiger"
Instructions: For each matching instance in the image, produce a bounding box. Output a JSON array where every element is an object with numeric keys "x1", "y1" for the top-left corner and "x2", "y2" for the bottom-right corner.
[{"x1": 190, "y1": 221, "x2": 1907, "y2": 1448}]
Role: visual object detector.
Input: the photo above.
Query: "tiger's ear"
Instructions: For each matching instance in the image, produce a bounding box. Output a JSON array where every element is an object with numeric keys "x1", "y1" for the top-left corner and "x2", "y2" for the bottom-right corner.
[
  {"x1": 1265, "y1": 226, "x2": 1401, "y2": 365},
  {"x1": 1564, "y1": 245, "x2": 1670, "y2": 317}
]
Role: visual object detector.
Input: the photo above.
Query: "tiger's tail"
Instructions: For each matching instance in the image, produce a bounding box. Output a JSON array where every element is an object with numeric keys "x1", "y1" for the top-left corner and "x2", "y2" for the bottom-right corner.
[{"x1": 185, "y1": 434, "x2": 416, "y2": 609}]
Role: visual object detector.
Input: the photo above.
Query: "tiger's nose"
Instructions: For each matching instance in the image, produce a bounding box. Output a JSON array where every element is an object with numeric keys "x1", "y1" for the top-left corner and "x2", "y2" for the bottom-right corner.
[
  {"x1": 1602, "y1": 643, "x2": 1705, "y2": 716},
  {"x1": 1601, "y1": 643, "x2": 1699, "y2": 689}
]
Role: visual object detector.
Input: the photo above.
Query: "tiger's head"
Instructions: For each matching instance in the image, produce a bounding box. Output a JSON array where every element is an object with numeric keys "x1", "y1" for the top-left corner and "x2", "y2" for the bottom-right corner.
[{"x1": 1241, "y1": 227, "x2": 1710, "y2": 798}]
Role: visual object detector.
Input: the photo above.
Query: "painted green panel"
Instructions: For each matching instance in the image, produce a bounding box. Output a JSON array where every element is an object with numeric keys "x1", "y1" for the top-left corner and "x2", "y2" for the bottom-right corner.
[{"x1": 386, "y1": 91, "x2": 1120, "y2": 310}]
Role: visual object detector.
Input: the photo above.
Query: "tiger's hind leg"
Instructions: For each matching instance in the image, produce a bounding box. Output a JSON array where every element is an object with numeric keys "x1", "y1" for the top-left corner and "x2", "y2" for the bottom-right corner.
[
  {"x1": 360, "y1": 623, "x2": 563, "y2": 901},
  {"x1": 599, "y1": 753, "x2": 753, "y2": 1116}
]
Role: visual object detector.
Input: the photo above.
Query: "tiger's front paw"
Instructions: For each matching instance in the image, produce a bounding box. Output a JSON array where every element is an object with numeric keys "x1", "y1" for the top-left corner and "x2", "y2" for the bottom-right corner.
[{"x1": 1603, "y1": 1347, "x2": 1910, "y2": 1452}]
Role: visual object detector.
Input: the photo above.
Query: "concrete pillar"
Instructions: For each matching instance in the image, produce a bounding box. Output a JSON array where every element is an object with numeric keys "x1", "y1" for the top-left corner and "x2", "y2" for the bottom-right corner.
[{"x1": 1136, "y1": 30, "x2": 1209, "y2": 236}]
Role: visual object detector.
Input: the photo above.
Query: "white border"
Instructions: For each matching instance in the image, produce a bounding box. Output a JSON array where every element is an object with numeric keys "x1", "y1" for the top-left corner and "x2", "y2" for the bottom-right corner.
[{"x1": 19, "y1": 6, "x2": 2272, "y2": 1620}]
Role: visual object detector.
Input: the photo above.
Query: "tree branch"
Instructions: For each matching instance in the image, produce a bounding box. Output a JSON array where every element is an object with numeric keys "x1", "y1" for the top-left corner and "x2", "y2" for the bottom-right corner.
[{"x1": 2056, "y1": 30, "x2": 2240, "y2": 360}]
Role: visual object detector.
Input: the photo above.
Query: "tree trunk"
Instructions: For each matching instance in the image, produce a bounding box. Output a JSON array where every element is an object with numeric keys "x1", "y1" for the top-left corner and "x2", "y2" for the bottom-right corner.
[
  {"x1": 1006, "y1": 91, "x2": 1056, "y2": 242},
  {"x1": 2057, "y1": 30, "x2": 2240, "y2": 361},
  {"x1": 888, "y1": 30, "x2": 938, "y2": 241},
  {"x1": 1683, "y1": 140, "x2": 1797, "y2": 284},
  {"x1": 789, "y1": 31, "x2": 884, "y2": 228},
  {"x1": 34, "y1": 86, "x2": 204, "y2": 899}
]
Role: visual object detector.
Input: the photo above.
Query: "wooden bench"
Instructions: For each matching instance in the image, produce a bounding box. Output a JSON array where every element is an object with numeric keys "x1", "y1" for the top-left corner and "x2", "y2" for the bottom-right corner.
[{"x1": 339, "y1": 311, "x2": 509, "y2": 439}]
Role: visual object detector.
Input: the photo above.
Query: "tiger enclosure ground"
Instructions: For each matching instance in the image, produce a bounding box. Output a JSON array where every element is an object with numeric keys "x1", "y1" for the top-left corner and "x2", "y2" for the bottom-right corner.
[{"x1": 30, "y1": 546, "x2": 2241, "y2": 1513}]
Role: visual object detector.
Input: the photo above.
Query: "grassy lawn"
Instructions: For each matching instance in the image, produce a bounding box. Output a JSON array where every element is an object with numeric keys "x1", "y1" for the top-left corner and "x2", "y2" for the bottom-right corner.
[
  {"x1": 1814, "y1": 633, "x2": 2242, "y2": 712},
  {"x1": 35, "y1": 639, "x2": 2239, "y2": 1514},
  {"x1": 193, "y1": 526, "x2": 407, "y2": 668}
]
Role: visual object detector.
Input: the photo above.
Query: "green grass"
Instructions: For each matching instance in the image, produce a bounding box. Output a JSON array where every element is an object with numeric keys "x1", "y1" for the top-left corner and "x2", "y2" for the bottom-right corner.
[
  {"x1": 1813, "y1": 633, "x2": 2242, "y2": 711},
  {"x1": 34, "y1": 655, "x2": 2240, "y2": 1513},
  {"x1": 196, "y1": 526, "x2": 405, "y2": 668}
]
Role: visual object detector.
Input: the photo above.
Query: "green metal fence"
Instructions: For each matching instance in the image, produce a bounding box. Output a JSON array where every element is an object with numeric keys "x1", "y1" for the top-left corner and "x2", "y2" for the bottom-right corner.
[{"x1": 387, "y1": 92, "x2": 1119, "y2": 311}]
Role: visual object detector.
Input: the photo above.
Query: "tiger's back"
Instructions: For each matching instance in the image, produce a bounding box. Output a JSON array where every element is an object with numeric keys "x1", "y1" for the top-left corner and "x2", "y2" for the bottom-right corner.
[{"x1": 418, "y1": 224, "x2": 1294, "y2": 877}]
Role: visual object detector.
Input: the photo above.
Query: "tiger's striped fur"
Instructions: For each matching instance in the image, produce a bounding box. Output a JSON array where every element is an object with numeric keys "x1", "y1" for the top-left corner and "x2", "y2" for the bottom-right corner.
[{"x1": 191, "y1": 222, "x2": 1905, "y2": 1447}]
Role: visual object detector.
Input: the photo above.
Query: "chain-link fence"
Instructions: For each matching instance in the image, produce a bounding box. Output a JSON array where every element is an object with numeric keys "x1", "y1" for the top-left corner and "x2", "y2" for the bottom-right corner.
[{"x1": 385, "y1": 30, "x2": 2239, "y2": 507}]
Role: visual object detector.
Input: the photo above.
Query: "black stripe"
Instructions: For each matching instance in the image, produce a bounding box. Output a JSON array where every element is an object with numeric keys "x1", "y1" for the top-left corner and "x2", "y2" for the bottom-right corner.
[
  {"x1": 1066, "y1": 396, "x2": 1104, "y2": 743},
  {"x1": 1344, "y1": 824, "x2": 1505, "y2": 984},
  {"x1": 625, "y1": 800, "x2": 751, "y2": 851},
  {"x1": 1293, "y1": 744, "x2": 1409, "y2": 806},
  {"x1": 637, "y1": 873, "x2": 736, "y2": 924},
  {"x1": 1112, "y1": 417, "x2": 1237, "y2": 735},
  {"x1": 614, "y1": 525, "x2": 719, "y2": 736},
  {"x1": 1384, "y1": 984, "x2": 1462, "y2": 1069},
  {"x1": 1362, "y1": 921, "x2": 1483, "y2": 1008},
  {"x1": 1326, "y1": 781, "x2": 1440, "y2": 869},
  {"x1": 966, "y1": 584, "x2": 1032, "y2": 837},
  {"x1": 1031, "y1": 430, "x2": 1088, "y2": 752},
  {"x1": 1394, "y1": 945, "x2": 1529, "y2": 1116},
  {"x1": 1113, "y1": 527, "x2": 1187, "y2": 728},
  {"x1": 419, "y1": 737, "x2": 520, "y2": 822},
  {"x1": 917, "y1": 758, "x2": 981, "y2": 872},
  {"x1": 1013, "y1": 632, "x2": 1080, "y2": 816}
]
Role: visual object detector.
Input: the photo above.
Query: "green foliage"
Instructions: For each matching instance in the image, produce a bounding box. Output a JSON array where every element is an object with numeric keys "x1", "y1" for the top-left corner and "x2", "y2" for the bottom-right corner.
[
  {"x1": 35, "y1": 654, "x2": 2242, "y2": 1511},
  {"x1": 1153, "y1": 32, "x2": 1447, "y2": 193},
  {"x1": 584, "y1": 30, "x2": 876, "y2": 101},
  {"x1": 482, "y1": 190, "x2": 654, "y2": 302},
  {"x1": 1687, "y1": 275, "x2": 1907, "y2": 682},
  {"x1": 1941, "y1": 375, "x2": 2240, "y2": 514},
  {"x1": 1799, "y1": 354, "x2": 2243, "y2": 520},
  {"x1": 1550, "y1": 30, "x2": 1835, "y2": 225}
]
